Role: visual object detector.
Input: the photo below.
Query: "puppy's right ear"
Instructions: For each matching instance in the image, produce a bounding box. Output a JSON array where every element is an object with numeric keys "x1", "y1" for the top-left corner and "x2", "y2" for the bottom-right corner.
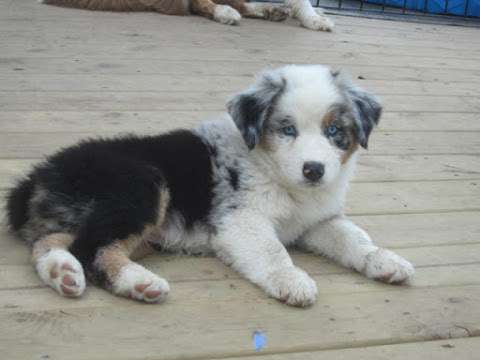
[{"x1": 227, "y1": 72, "x2": 285, "y2": 150}]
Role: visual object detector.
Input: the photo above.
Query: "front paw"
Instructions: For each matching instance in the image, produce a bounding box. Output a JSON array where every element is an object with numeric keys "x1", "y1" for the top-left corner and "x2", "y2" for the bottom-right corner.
[
  {"x1": 364, "y1": 249, "x2": 415, "y2": 284},
  {"x1": 301, "y1": 15, "x2": 334, "y2": 32},
  {"x1": 266, "y1": 267, "x2": 318, "y2": 307},
  {"x1": 213, "y1": 5, "x2": 241, "y2": 25}
]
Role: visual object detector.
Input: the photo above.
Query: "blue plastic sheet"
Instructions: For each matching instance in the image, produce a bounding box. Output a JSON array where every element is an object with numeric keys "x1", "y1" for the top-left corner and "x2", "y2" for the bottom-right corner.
[{"x1": 365, "y1": 0, "x2": 480, "y2": 17}]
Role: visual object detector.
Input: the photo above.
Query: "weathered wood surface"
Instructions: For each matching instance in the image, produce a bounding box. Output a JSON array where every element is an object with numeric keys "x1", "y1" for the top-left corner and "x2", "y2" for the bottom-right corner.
[{"x1": 1, "y1": 0, "x2": 479, "y2": 359}]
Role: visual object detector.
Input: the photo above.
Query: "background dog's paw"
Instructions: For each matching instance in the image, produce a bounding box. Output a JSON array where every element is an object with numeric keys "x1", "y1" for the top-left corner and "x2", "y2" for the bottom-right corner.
[
  {"x1": 301, "y1": 15, "x2": 334, "y2": 32},
  {"x1": 266, "y1": 267, "x2": 318, "y2": 307},
  {"x1": 364, "y1": 249, "x2": 415, "y2": 284},
  {"x1": 214, "y1": 5, "x2": 241, "y2": 25},
  {"x1": 36, "y1": 249, "x2": 86, "y2": 298},
  {"x1": 264, "y1": 5, "x2": 290, "y2": 22}
]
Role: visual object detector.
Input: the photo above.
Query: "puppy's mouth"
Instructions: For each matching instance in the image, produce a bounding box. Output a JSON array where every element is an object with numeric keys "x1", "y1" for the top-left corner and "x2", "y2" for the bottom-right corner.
[{"x1": 302, "y1": 179, "x2": 324, "y2": 187}]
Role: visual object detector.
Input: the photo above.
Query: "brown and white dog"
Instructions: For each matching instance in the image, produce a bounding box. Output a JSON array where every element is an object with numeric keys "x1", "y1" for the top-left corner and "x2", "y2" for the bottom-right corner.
[{"x1": 40, "y1": 0, "x2": 334, "y2": 31}]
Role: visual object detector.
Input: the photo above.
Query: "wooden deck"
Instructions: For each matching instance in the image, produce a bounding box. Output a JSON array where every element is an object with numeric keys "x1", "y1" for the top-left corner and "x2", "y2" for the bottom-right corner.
[{"x1": 1, "y1": 1, "x2": 480, "y2": 359}]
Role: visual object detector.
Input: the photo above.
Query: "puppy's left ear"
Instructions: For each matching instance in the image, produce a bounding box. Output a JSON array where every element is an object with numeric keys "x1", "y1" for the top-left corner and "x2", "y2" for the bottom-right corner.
[
  {"x1": 334, "y1": 72, "x2": 382, "y2": 149},
  {"x1": 227, "y1": 72, "x2": 286, "y2": 150}
]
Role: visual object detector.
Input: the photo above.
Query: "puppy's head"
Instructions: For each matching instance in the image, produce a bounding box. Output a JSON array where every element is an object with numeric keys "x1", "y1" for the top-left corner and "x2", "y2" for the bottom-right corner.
[{"x1": 227, "y1": 65, "x2": 381, "y2": 188}]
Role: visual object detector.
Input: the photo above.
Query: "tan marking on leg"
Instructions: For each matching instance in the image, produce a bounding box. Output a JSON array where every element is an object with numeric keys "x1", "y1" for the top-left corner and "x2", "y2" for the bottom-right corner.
[
  {"x1": 32, "y1": 233, "x2": 74, "y2": 262},
  {"x1": 211, "y1": 0, "x2": 246, "y2": 14},
  {"x1": 95, "y1": 186, "x2": 170, "y2": 282},
  {"x1": 191, "y1": 0, "x2": 217, "y2": 18},
  {"x1": 95, "y1": 240, "x2": 139, "y2": 283}
]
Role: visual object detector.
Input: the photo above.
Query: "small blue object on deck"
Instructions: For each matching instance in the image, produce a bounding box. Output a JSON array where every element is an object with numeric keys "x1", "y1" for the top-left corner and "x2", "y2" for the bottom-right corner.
[
  {"x1": 364, "y1": 0, "x2": 480, "y2": 17},
  {"x1": 253, "y1": 330, "x2": 266, "y2": 351}
]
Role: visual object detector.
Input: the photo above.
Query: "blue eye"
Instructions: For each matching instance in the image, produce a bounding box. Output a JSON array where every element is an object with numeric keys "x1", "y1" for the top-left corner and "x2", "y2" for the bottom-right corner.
[
  {"x1": 327, "y1": 125, "x2": 338, "y2": 136},
  {"x1": 282, "y1": 125, "x2": 297, "y2": 137}
]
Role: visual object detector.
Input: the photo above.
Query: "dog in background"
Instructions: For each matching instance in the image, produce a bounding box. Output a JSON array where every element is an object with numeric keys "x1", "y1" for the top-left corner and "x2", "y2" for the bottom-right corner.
[
  {"x1": 6, "y1": 65, "x2": 414, "y2": 306},
  {"x1": 39, "y1": 0, "x2": 334, "y2": 31}
]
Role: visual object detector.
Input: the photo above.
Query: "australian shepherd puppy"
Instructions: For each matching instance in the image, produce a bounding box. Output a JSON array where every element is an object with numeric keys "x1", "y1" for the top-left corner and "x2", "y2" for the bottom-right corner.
[
  {"x1": 6, "y1": 65, "x2": 414, "y2": 306},
  {"x1": 39, "y1": 0, "x2": 334, "y2": 31}
]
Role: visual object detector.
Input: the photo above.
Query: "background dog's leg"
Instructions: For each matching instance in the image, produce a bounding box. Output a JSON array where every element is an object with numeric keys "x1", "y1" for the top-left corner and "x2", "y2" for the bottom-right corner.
[
  {"x1": 212, "y1": 212, "x2": 317, "y2": 307},
  {"x1": 32, "y1": 233, "x2": 86, "y2": 297},
  {"x1": 191, "y1": 0, "x2": 242, "y2": 25},
  {"x1": 285, "y1": 0, "x2": 334, "y2": 31},
  {"x1": 92, "y1": 238, "x2": 170, "y2": 303},
  {"x1": 212, "y1": 1, "x2": 289, "y2": 21},
  {"x1": 298, "y1": 216, "x2": 415, "y2": 283}
]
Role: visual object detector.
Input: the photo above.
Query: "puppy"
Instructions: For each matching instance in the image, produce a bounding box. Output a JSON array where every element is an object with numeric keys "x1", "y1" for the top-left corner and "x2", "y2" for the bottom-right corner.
[
  {"x1": 39, "y1": 0, "x2": 334, "y2": 31},
  {"x1": 6, "y1": 65, "x2": 414, "y2": 306}
]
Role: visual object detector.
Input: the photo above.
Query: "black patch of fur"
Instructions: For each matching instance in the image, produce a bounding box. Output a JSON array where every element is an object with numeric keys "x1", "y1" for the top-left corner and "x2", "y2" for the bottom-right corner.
[
  {"x1": 333, "y1": 72, "x2": 382, "y2": 149},
  {"x1": 351, "y1": 94, "x2": 382, "y2": 149},
  {"x1": 6, "y1": 130, "x2": 215, "y2": 271},
  {"x1": 6, "y1": 178, "x2": 34, "y2": 231},
  {"x1": 228, "y1": 75, "x2": 286, "y2": 150},
  {"x1": 227, "y1": 167, "x2": 239, "y2": 191}
]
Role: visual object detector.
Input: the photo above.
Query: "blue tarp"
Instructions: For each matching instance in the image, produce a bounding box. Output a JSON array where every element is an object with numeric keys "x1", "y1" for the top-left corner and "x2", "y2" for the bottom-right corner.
[{"x1": 365, "y1": 0, "x2": 480, "y2": 17}]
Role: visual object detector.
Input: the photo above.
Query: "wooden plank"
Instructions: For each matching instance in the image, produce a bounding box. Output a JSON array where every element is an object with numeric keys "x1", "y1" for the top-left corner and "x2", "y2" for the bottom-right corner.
[
  {"x1": 3, "y1": 43, "x2": 479, "y2": 70},
  {"x1": 0, "y1": 283, "x2": 478, "y2": 359},
  {"x1": 217, "y1": 338, "x2": 480, "y2": 360},
  {"x1": 0, "y1": 111, "x2": 478, "y2": 133},
  {"x1": 2, "y1": 155, "x2": 480, "y2": 190},
  {"x1": 0, "y1": 132, "x2": 478, "y2": 158},
  {"x1": 2, "y1": 58, "x2": 479, "y2": 83},
  {"x1": 346, "y1": 180, "x2": 480, "y2": 215},
  {"x1": 2, "y1": 27, "x2": 479, "y2": 60},
  {"x1": 1, "y1": 75, "x2": 479, "y2": 96},
  {"x1": 353, "y1": 212, "x2": 480, "y2": 248}
]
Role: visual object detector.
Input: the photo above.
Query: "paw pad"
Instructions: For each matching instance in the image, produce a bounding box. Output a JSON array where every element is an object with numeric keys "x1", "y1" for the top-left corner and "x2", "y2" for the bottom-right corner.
[
  {"x1": 36, "y1": 249, "x2": 86, "y2": 298},
  {"x1": 365, "y1": 249, "x2": 415, "y2": 284},
  {"x1": 115, "y1": 264, "x2": 170, "y2": 303}
]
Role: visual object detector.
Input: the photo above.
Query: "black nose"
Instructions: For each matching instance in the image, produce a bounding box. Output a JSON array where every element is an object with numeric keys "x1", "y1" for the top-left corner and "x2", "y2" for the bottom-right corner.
[{"x1": 303, "y1": 162, "x2": 325, "y2": 182}]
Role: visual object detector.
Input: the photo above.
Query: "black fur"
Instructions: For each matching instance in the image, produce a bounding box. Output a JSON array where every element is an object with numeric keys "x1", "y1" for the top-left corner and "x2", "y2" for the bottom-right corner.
[
  {"x1": 6, "y1": 130, "x2": 215, "y2": 273},
  {"x1": 6, "y1": 177, "x2": 34, "y2": 231},
  {"x1": 228, "y1": 74, "x2": 286, "y2": 150},
  {"x1": 333, "y1": 72, "x2": 382, "y2": 149},
  {"x1": 349, "y1": 91, "x2": 382, "y2": 149},
  {"x1": 227, "y1": 167, "x2": 239, "y2": 191}
]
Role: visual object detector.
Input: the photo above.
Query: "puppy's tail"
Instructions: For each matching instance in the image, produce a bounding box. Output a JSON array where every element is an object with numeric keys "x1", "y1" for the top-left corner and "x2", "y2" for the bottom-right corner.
[{"x1": 5, "y1": 177, "x2": 34, "y2": 232}]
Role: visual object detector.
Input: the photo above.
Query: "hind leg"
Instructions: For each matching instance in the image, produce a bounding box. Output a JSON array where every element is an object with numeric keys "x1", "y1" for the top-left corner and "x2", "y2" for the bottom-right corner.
[
  {"x1": 212, "y1": 0, "x2": 289, "y2": 21},
  {"x1": 191, "y1": 0, "x2": 242, "y2": 25},
  {"x1": 92, "y1": 237, "x2": 169, "y2": 303},
  {"x1": 32, "y1": 233, "x2": 86, "y2": 297}
]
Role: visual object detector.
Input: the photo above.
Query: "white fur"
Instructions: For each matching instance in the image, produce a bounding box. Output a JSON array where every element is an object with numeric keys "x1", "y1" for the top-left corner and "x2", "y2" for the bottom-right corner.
[
  {"x1": 286, "y1": 0, "x2": 334, "y2": 31},
  {"x1": 36, "y1": 249, "x2": 86, "y2": 297},
  {"x1": 213, "y1": 5, "x2": 241, "y2": 25},
  {"x1": 190, "y1": 65, "x2": 414, "y2": 306},
  {"x1": 113, "y1": 263, "x2": 170, "y2": 303}
]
